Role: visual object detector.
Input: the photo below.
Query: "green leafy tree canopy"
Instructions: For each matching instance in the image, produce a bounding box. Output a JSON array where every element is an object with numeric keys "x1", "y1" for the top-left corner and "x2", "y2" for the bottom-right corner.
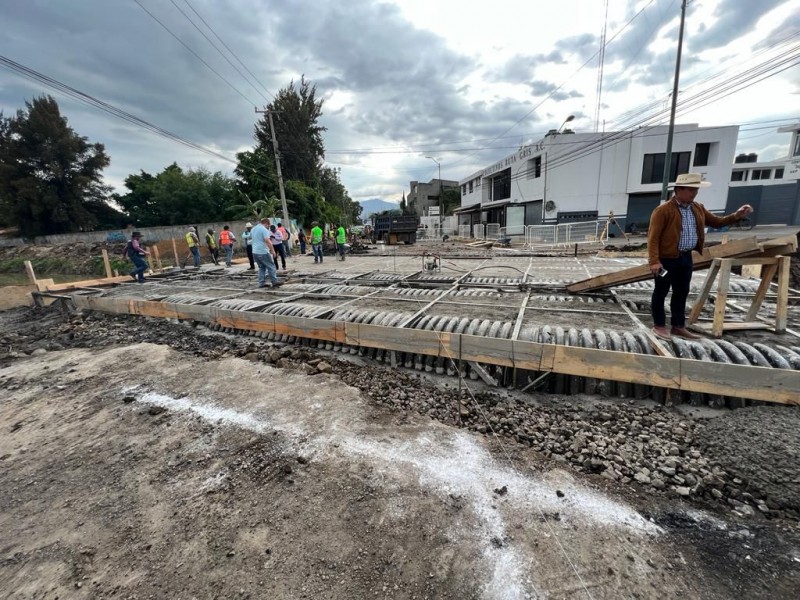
[{"x1": 0, "y1": 95, "x2": 121, "y2": 237}]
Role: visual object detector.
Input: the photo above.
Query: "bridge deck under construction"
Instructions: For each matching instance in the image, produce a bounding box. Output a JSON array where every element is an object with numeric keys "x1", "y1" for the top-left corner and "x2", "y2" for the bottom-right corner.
[{"x1": 40, "y1": 243, "x2": 800, "y2": 406}]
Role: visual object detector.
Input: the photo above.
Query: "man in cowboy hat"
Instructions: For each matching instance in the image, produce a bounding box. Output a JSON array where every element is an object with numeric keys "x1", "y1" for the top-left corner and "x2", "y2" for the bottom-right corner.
[{"x1": 648, "y1": 172, "x2": 752, "y2": 340}]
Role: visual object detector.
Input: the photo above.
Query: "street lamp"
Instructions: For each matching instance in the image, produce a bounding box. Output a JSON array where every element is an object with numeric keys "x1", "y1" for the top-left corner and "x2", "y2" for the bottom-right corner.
[
  {"x1": 425, "y1": 156, "x2": 442, "y2": 234},
  {"x1": 557, "y1": 114, "x2": 575, "y2": 133}
]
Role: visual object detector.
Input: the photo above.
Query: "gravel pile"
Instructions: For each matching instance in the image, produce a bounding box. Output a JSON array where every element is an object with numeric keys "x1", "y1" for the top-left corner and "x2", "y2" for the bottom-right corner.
[{"x1": 2, "y1": 305, "x2": 798, "y2": 521}]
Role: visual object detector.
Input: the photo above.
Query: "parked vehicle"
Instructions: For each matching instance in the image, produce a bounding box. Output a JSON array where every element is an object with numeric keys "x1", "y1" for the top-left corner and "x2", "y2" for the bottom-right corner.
[{"x1": 371, "y1": 214, "x2": 419, "y2": 245}]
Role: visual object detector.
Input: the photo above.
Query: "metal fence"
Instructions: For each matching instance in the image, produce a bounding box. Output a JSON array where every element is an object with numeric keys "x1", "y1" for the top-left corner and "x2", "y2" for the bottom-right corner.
[
  {"x1": 458, "y1": 225, "x2": 471, "y2": 238},
  {"x1": 523, "y1": 220, "x2": 603, "y2": 248},
  {"x1": 473, "y1": 224, "x2": 485, "y2": 240}
]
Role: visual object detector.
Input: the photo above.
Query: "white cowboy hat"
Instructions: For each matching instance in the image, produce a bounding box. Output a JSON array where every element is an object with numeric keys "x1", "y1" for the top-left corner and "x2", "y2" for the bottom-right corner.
[
  {"x1": 245, "y1": 222, "x2": 253, "y2": 228},
  {"x1": 674, "y1": 173, "x2": 711, "y2": 188}
]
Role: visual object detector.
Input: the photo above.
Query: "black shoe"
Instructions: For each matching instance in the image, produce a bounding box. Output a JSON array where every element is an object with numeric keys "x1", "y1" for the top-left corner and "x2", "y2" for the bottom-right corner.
[
  {"x1": 271, "y1": 282, "x2": 283, "y2": 288},
  {"x1": 247, "y1": 267, "x2": 255, "y2": 270}
]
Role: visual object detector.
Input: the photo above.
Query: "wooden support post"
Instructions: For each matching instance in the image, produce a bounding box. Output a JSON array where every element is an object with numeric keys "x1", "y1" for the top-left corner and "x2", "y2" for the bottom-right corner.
[
  {"x1": 152, "y1": 244, "x2": 162, "y2": 270},
  {"x1": 775, "y1": 256, "x2": 790, "y2": 333},
  {"x1": 101, "y1": 249, "x2": 113, "y2": 279},
  {"x1": 171, "y1": 238, "x2": 180, "y2": 266},
  {"x1": 711, "y1": 259, "x2": 732, "y2": 338},
  {"x1": 688, "y1": 259, "x2": 721, "y2": 325},
  {"x1": 720, "y1": 234, "x2": 729, "y2": 244},
  {"x1": 24, "y1": 260, "x2": 37, "y2": 286},
  {"x1": 746, "y1": 262, "x2": 779, "y2": 322}
]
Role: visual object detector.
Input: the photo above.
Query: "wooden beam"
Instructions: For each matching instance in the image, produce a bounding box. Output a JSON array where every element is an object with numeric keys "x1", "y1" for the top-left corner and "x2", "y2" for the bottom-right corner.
[
  {"x1": 711, "y1": 259, "x2": 731, "y2": 338},
  {"x1": 171, "y1": 238, "x2": 180, "y2": 266},
  {"x1": 68, "y1": 294, "x2": 800, "y2": 405},
  {"x1": 566, "y1": 236, "x2": 761, "y2": 293},
  {"x1": 776, "y1": 256, "x2": 790, "y2": 333},
  {"x1": 24, "y1": 260, "x2": 37, "y2": 285},
  {"x1": 101, "y1": 249, "x2": 113, "y2": 279},
  {"x1": 692, "y1": 321, "x2": 770, "y2": 332},
  {"x1": 688, "y1": 259, "x2": 721, "y2": 325},
  {"x1": 746, "y1": 263, "x2": 779, "y2": 321}
]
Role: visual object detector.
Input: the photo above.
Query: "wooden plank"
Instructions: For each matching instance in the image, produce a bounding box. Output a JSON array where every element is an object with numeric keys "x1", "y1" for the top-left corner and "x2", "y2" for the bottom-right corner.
[
  {"x1": 68, "y1": 294, "x2": 800, "y2": 404},
  {"x1": 152, "y1": 244, "x2": 162, "y2": 270},
  {"x1": 42, "y1": 275, "x2": 135, "y2": 291},
  {"x1": 741, "y1": 264, "x2": 762, "y2": 279},
  {"x1": 24, "y1": 260, "x2": 37, "y2": 285},
  {"x1": 101, "y1": 249, "x2": 113, "y2": 279},
  {"x1": 728, "y1": 257, "x2": 780, "y2": 266},
  {"x1": 467, "y1": 361, "x2": 498, "y2": 386},
  {"x1": 775, "y1": 256, "x2": 790, "y2": 333},
  {"x1": 688, "y1": 259, "x2": 720, "y2": 325},
  {"x1": 746, "y1": 263, "x2": 778, "y2": 321},
  {"x1": 711, "y1": 259, "x2": 731, "y2": 338},
  {"x1": 610, "y1": 290, "x2": 672, "y2": 357},
  {"x1": 511, "y1": 291, "x2": 531, "y2": 341},
  {"x1": 567, "y1": 236, "x2": 761, "y2": 293},
  {"x1": 693, "y1": 321, "x2": 770, "y2": 332},
  {"x1": 171, "y1": 238, "x2": 180, "y2": 266},
  {"x1": 35, "y1": 278, "x2": 55, "y2": 292}
]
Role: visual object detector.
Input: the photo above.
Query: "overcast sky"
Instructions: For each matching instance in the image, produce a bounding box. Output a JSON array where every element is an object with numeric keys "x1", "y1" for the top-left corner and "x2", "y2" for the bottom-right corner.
[{"x1": 1, "y1": 0, "x2": 798, "y2": 205}]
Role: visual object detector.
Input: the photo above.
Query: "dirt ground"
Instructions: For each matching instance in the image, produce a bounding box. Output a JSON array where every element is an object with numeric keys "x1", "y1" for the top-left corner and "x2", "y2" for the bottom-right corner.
[{"x1": 1, "y1": 305, "x2": 799, "y2": 599}]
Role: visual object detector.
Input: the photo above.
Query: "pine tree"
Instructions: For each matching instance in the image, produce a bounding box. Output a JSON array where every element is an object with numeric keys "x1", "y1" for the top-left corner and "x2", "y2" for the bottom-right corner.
[{"x1": 0, "y1": 95, "x2": 114, "y2": 237}]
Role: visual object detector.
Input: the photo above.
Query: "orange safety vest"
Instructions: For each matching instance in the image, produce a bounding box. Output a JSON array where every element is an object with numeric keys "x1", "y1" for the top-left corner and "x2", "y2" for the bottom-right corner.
[{"x1": 220, "y1": 230, "x2": 233, "y2": 245}]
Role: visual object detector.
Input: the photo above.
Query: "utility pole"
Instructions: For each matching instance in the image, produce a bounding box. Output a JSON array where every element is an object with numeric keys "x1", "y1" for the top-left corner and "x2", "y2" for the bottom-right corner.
[
  {"x1": 255, "y1": 107, "x2": 290, "y2": 224},
  {"x1": 425, "y1": 156, "x2": 442, "y2": 234},
  {"x1": 661, "y1": 0, "x2": 687, "y2": 202}
]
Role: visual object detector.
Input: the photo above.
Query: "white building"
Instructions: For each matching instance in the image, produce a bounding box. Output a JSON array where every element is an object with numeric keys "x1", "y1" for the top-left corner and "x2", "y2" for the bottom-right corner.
[
  {"x1": 456, "y1": 123, "x2": 739, "y2": 234},
  {"x1": 726, "y1": 123, "x2": 800, "y2": 225}
]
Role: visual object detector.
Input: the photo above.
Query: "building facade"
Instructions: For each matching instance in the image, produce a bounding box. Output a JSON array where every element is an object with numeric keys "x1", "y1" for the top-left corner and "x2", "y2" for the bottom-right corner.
[
  {"x1": 725, "y1": 123, "x2": 800, "y2": 225},
  {"x1": 456, "y1": 124, "x2": 739, "y2": 234},
  {"x1": 407, "y1": 178, "x2": 459, "y2": 219}
]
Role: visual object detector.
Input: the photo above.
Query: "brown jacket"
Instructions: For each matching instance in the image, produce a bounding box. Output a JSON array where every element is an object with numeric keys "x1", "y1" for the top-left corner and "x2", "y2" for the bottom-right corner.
[{"x1": 647, "y1": 198, "x2": 739, "y2": 265}]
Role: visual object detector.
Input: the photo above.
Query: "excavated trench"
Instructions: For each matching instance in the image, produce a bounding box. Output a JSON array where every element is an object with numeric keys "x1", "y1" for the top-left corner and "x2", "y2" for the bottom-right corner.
[{"x1": 63, "y1": 267, "x2": 800, "y2": 408}]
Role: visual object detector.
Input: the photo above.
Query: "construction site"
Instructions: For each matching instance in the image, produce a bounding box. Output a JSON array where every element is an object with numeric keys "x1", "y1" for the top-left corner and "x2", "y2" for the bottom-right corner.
[{"x1": 2, "y1": 232, "x2": 800, "y2": 599}]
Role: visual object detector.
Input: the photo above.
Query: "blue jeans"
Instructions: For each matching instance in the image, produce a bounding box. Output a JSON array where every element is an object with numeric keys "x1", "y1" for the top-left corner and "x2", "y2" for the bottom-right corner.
[
  {"x1": 312, "y1": 243, "x2": 323, "y2": 262},
  {"x1": 299, "y1": 239, "x2": 306, "y2": 254},
  {"x1": 652, "y1": 253, "x2": 693, "y2": 327},
  {"x1": 274, "y1": 242, "x2": 286, "y2": 269},
  {"x1": 190, "y1": 246, "x2": 201, "y2": 267},
  {"x1": 283, "y1": 240, "x2": 292, "y2": 257},
  {"x1": 254, "y1": 253, "x2": 278, "y2": 286},
  {"x1": 223, "y1": 244, "x2": 233, "y2": 266},
  {"x1": 130, "y1": 255, "x2": 148, "y2": 283}
]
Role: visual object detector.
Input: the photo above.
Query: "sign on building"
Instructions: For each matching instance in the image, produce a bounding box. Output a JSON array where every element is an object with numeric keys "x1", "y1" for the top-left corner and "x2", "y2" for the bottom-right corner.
[{"x1": 785, "y1": 158, "x2": 800, "y2": 180}]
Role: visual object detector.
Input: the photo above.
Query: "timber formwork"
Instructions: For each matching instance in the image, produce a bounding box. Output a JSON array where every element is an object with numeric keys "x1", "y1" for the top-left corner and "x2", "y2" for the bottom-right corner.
[{"x1": 48, "y1": 249, "x2": 800, "y2": 407}]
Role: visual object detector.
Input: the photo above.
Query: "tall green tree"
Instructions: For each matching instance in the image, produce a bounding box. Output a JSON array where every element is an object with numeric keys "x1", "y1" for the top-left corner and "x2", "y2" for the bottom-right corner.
[
  {"x1": 0, "y1": 95, "x2": 117, "y2": 237},
  {"x1": 115, "y1": 163, "x2": 237, "y2": 227},
  {"x1": 319, "y1": 166, "x2": 360, "y2": 225},
  {"x1": 254, "y1": 76, "x2": 326, "y2": 185}
]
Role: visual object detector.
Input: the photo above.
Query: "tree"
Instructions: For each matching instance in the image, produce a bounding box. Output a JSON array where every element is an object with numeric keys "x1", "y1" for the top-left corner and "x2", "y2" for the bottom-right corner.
[
  {"x1": 115, "y1": 163, "x2": 237, "y2": 227},
  {"x1": 254, "y1": 76, "x2": 326, "y2": 185},
  {"x1": 0, "y1": 95, "x2": 115, "y2": 237},
  {"x1": 442, "y1": 187, "x2": 461, "y2": 215},
  {"x1": 226, "y1": 192, "x2": 280, "y2": 221}
]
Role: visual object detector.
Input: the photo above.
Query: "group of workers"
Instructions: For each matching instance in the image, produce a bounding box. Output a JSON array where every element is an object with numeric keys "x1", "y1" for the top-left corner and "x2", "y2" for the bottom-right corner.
[{"x1": 125, "y1": 219, "x2": 348, "y2": 284}]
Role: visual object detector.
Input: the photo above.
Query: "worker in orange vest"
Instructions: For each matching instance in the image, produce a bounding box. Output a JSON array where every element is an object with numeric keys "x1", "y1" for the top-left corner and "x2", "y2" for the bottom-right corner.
[{"x1": 219, "y1": 225, "x2": 237, "y2": 267}]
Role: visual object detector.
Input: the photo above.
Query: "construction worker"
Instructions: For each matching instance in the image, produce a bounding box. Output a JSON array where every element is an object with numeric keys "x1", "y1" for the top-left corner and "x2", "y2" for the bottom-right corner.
[
  {"x1": 335, "y1": 223, "x2": 347, "y2": 261},
  {"x1": 277, "y1": 222, "x2": 292, "y2": 257},
  {"x1": 186, "y1": 226, "x2": 201, "y2": 268},
  {"x1": 219, "y1": 225, "x2": 237, "y2": 267},
  {"x1": 241, "y1": 222, "x2": 255, "y2": 270},
  {"x1": 310, "y1": 221, "x2": 323, "y2": 263},
  {"x1": 205, "y1": 228, "x2": 219, "y2": 265}
]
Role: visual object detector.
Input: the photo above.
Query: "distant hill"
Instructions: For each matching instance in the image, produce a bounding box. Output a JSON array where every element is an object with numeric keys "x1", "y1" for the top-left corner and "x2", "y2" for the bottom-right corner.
[{"x1": 359, "y1": 198, "x2": 399, "y2": 220}]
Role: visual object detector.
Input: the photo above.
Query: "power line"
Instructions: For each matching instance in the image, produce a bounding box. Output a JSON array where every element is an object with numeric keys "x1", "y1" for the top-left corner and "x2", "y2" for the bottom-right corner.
[
  {"x1": 167, "y1": 0, "x2": 269, "y2": 103},
  {"x1": 132, "y1": 0, "x2": 257, "y2": 106},
  {"x1": 182, "y1": 0, "x2": 276, "y2": 100}
]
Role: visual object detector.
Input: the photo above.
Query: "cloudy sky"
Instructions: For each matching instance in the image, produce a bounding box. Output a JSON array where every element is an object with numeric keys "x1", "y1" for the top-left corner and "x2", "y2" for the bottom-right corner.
[{"x1": 1, "y1": 0, "x2": 798, "y2": 205}]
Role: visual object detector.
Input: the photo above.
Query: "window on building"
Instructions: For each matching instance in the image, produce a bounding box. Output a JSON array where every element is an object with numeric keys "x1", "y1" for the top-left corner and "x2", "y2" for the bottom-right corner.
[
  {"x1": 775, "y1": 168, "x2": 784, "y2": 179},
  {"x1": 794, "y1": 136, "x2": 800, "y2": 157},
  {"x1": 491, "y1": 168, "x2": 511, "y2": 201},
  {"x1": 693, "y1": 143, "x2": 711, "y2": 167},
  {"x1": 641, "y1": 152, "x2": 691, "y2": 184},
  {"x1": 527, "y1": 155, "x2": 542, "y2": 179},
  {"x1": 469, "y1": 180, "x2": 474, "y2": 193},
  {"x1": 751, "y1": 169, "x2": 772, "y2": 180},
  {"x1": 730, "y1": 170, "x2": 746, "y2": 182}
]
